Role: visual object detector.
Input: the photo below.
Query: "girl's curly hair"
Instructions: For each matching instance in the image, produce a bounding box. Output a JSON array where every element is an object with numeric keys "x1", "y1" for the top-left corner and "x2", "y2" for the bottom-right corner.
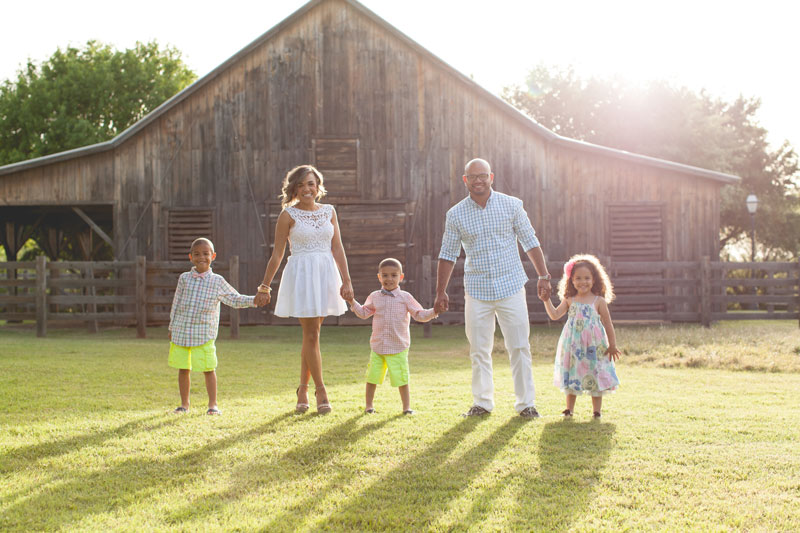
[
  {"x1": 280, "y1": 165, "x2": 327, "y2": 208},
  {"x1": 557, "y1": 253, "x2": 615, "y2": 303}
]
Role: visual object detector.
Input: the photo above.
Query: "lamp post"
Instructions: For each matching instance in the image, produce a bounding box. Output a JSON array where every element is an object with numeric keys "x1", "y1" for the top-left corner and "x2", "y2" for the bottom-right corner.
[{"x1": 746, "y1": 194, "x2": 758, "y2": 262}]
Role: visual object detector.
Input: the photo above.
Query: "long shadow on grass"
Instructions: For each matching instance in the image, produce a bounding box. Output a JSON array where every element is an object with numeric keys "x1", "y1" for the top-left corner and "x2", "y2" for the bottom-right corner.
[
  {"x1": 1, "y1": 412, "x2": 295, "y2": 531},
  {"x1": 0, "y1": 414, "x2": 173, "y2": 474},
  {"x1": 510, "y1": 420, "x2": 616, "y2": 531},
  {"x1": 167, "y1": 413, "x2": 399, "y2": 529},
  {"x1": 319, "y1": 416, "x2": 522, "y2": 531}
]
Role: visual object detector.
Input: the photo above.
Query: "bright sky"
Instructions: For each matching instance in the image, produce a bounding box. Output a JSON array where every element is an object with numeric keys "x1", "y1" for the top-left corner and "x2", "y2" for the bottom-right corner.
[{"x1": 2, "y1": 0, "x2": 797, "y2": 153}]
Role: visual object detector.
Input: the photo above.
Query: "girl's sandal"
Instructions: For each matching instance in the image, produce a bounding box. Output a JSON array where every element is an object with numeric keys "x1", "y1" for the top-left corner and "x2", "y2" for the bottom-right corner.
[
  {"x1": 295, "y1": 385, "x2": 310, "y2": 413},
  {"x1": 593, "y1": 411, "x2": 602, "y2": 419},
  {"x1": 173, "y1": 406, "x2": 188, "y2": 414},
  {"x1": 315, "y1": 389, "x2": 332, "y2": 415},
  {"x1": 561, "y1": 409, "x2": 573, "y2": 417}
]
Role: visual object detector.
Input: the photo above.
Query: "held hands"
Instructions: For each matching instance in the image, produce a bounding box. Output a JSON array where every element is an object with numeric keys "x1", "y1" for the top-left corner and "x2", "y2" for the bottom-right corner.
[
  {"x1": 605, "y1": 345, "x2": 622, "y2": 361},
  {"x1": 254, "y1": 283, "x2": 271, "y2": 307},
  {"x1": 434, "y1": 292, "x2": 449, "y2": 314},
  {"x1": 340, "y1": 280, "x2": 354, "y2": 302},
  {"x1": 537, "y1": 279, "x2": 552, "y2": 301},
  {"x1": 254, "y1": 291, "x2": 271, "y2": 307}
]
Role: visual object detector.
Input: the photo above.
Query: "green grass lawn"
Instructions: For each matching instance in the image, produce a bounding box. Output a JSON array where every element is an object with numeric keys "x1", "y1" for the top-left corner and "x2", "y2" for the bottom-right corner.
[{"x1": 1, "y1": 322, "x2": 799, "y2": 531}]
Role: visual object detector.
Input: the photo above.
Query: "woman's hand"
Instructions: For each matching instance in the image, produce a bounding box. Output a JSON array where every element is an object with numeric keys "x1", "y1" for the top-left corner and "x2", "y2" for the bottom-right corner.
[{"x1": 340, "y1": 280, "x2": 354, "y2": 302}]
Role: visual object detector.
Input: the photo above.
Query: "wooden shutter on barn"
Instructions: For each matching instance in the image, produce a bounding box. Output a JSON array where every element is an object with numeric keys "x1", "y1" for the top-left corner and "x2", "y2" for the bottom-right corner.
[
  {"x1": 607, "y1": 203, "x2": 665, "y2": 314},
  {"x1": 313, "y1": 138, "x2": 359, "y2": 199},
  {"x1": 167, "y1": 208, "x2": 215, "y2": 261}
]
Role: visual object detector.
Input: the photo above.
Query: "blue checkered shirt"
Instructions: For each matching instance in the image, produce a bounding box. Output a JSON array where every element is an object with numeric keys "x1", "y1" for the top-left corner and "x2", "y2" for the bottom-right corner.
[
  {"x1": 169, "y1": 267, "x2": 255, "y2": 347},
  {"x1": 438, "y1": 190, "x2": 540, "y2": 301}
]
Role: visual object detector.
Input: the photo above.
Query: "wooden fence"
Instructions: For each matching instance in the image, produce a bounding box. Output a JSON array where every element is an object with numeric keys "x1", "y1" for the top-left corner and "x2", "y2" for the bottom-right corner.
[
  {"x1": 1, "y1": 257, "x2": 798, "y2": 336},
  {"x1": 0, "y1": 257, "x2": 241, "y2": 338},
  {"x1": 418, "y1": 256, "x2": 800, "y2": 330}
]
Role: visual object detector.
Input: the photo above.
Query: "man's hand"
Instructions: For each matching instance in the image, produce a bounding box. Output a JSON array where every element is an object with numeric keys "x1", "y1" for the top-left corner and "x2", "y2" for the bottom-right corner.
[{"x1": 434, "y1": 292, "x2": 449, "y2": 314}]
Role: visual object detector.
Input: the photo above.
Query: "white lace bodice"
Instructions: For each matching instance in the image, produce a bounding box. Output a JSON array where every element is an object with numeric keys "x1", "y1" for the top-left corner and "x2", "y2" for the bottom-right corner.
[{"x1": 285, "y1": 204, "x2": 335, "y2": 255}]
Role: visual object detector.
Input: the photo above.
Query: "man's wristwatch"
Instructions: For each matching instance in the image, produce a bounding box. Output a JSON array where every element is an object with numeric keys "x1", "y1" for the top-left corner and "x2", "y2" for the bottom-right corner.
[{"x1": 538, "y1": 274, "x2": 551, "y2": 281}]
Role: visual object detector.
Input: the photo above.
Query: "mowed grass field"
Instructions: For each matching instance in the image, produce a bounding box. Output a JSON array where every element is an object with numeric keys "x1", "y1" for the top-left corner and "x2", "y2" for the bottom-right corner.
[{"x1": 1, "y1": 321, "x2": 799, "y2": 532}]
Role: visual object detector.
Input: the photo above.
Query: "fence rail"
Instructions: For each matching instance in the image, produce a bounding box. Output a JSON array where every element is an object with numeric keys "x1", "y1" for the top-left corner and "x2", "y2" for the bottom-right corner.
[
  {"x1": 2, "y1": 257, "x2": 798, "y2": 336},
  {"x1": 0, "y1": 256, "x2": 241, "y2": 338},
  {"x1": 418, "y1": 256, "x2": 800, "y2": 329}
]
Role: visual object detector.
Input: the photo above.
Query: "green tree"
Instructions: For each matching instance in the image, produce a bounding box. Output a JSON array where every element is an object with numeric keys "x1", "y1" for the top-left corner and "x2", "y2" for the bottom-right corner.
[
  {"x1": 0, "y1": 40, "x2": 196, "y2": 165},
  {"x1": 503, "y1": 65, "x2": 800, "y2": 258}
]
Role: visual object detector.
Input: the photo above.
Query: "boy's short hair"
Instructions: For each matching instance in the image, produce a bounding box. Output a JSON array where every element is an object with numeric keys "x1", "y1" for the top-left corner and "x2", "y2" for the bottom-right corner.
[
  {"x1": 190, "y1": 237, "x2": 215, "y2": 252},
  {"x1": 378, "y1": 257, "x2": 403, "y2": 271}
]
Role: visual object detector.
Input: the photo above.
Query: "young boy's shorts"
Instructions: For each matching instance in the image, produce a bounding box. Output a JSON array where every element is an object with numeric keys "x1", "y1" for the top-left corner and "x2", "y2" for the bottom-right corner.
[
  {"x1": 365, "y1": 349, "x2": 409, "y2": 387},
  {"x1": 168, "y1": 339, "x2": 217, "y2": 372}
]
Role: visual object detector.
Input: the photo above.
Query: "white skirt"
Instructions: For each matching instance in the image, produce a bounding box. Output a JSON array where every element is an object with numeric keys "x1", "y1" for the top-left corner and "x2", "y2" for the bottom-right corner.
[{"x1": 274, "y1": 251, "x2": 347, "y2": 318}]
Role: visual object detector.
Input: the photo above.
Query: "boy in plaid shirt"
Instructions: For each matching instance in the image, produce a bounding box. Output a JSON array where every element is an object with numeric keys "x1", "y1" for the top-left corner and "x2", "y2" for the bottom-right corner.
[
  {"x1": 347, "y1": 258, "x2": 437, "y2": 415},
  {"x1": 169, "y1": 238, "x2": 259, "y2": 415}
]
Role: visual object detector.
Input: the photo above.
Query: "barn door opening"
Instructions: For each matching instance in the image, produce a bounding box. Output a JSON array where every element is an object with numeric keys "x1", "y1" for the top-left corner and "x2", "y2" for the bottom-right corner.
[{"x1": 607, "y1": 203, "x2": 666, "y2": 315}]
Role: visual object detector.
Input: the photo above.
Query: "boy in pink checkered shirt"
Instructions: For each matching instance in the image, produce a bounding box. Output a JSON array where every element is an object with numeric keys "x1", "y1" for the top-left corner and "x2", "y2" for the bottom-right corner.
[
  {"x1": 347, "y1": 258, "x2": 437, "y2": 415},
  {"x1": 168, "y1": 238, "x2": 260, "y2": 415}
]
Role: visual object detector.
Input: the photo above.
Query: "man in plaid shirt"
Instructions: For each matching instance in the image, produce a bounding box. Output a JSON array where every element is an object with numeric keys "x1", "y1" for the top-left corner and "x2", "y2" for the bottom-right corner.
[
  {"x1": 169, "y1": 238, "x2": 259, "y2": 415},
  {"x1": 435, "y1": 158, "x2": 552, "y2": 419},
  {"x1": 348, "y1": 258, "x2": 437, "y2": 414}
]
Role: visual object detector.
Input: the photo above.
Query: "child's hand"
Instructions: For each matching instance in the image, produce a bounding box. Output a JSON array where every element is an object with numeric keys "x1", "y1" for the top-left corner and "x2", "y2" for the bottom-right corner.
[
  {"x1": 537, "y1": 291, "x2": 550, "y2": 302},
  {"x1": 605, "y1": 345, "x2": 621, "y2": 361}
]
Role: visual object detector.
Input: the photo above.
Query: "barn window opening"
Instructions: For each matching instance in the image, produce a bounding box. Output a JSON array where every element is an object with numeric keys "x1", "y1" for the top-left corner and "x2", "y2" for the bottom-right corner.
[
  {"x1": 167, "y1": 209, "x2": 215, "y2": 261},
  {"x1": 313, "y1": 138, "x2": 359, "y2": 197}
]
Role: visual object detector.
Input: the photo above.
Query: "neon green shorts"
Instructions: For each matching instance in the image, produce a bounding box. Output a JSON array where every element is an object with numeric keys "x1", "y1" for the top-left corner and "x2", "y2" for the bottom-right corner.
[
  {"x1": 168, "y1": 340, "x2": 217, "y2": 372},
  {"x1": 365, "y1": 349, "x2": 409, "y2": 387}
]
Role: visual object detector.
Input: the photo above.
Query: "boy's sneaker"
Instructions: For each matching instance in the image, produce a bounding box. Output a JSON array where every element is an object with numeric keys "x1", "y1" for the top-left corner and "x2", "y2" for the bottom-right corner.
[
  {"x1": 462, "y1": 405, "x2": 490, "y2": 417},
  {"x1": 519, "y1": 406, "x2": 540, "y2": 419}
]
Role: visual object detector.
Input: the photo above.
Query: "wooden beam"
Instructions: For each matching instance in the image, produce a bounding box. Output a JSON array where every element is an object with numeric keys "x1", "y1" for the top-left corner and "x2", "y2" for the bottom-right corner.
[{"x1": 72, "y1": 207, "x2": 114, "y2": 248}]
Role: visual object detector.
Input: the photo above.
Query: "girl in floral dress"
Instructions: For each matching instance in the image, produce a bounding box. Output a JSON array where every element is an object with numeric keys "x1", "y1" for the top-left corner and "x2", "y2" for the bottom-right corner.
[{"x1": 540, "y1": 254, "x2": 621, "y2": 418}]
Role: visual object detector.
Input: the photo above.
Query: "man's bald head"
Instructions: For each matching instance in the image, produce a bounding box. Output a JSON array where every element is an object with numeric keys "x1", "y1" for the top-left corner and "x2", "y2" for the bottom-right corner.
[{"x1": 465, "y1": 158, "x2": 491, "y2": 175}]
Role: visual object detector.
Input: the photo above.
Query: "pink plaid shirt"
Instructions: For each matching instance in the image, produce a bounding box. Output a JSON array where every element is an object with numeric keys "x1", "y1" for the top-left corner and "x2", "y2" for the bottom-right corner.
[
  {"x1": 349, "y1": 287, "x2": 436, "y2": 355},
  {"x1": 169, "y1": 267, "x2": 255, "y2": 347}
]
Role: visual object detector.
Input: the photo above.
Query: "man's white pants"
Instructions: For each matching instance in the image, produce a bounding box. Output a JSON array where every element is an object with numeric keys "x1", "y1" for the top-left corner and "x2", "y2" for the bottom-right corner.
[{"x1": 464, "y1": 288, "x2": 536, "y2": 413}]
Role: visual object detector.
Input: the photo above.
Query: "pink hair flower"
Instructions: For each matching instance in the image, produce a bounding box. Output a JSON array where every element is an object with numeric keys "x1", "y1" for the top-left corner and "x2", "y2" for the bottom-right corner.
[{"x1": 564, "y1": 260, "x2": 575, "y2": 278}]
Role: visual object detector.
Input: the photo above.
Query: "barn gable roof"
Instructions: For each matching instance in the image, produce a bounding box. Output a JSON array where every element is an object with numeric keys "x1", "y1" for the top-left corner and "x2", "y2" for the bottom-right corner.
[{"x1": 0, "y1": 0, "x2": 739, "y2": 184}]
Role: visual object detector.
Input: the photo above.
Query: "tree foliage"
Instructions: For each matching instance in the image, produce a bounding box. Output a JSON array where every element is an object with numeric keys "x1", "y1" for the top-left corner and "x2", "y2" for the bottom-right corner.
[
  {"x1": 503, "y1": 65, "x2": 800, "y2": 258},
  {"x1": 0, "y1": 40, "x2": 196, "y2": 166}
]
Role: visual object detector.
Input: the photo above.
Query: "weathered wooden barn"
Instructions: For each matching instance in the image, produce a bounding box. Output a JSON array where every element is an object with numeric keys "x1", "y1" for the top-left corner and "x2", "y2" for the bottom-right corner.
[{"x1": 0, "y1": 0, "x2": 739, "y2": 324}]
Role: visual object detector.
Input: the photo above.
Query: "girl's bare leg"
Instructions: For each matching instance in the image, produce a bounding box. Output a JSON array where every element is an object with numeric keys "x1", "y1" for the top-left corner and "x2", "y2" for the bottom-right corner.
[
  {"x1": 592, "y1": 395, "x2": 602, "y2": 414},
  {"x1": 565, "y1": 393, "x2": 577, "y2": 413}
]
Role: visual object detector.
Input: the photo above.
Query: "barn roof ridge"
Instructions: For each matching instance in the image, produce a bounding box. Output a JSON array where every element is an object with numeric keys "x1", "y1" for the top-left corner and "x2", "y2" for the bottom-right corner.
[{"x1": 0, "y1": 0, "x2": 739, "y2": 184}]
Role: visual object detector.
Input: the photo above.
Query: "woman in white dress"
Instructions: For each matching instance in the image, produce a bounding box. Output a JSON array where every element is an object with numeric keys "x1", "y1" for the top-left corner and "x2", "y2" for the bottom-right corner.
[{"x1": 255, "y1": 165, "x2": 353, "y2": 414}]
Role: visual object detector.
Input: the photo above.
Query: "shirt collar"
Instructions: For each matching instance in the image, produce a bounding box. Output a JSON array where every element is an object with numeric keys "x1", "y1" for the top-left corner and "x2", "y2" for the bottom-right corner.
[
  {"x1": 467, "y1": 189, "x2": 493, "y2": 209},
  {"x1": 191, "y1": 266, "x2": 212, "y2": 279},
  {"x1": 380, "y1": 287, "x2": 399, "y2": 297}
]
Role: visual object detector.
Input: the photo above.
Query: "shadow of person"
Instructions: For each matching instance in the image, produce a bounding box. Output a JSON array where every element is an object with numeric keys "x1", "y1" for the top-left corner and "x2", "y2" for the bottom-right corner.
[
  {"x1": 321, "y1": 416, "x2": 523, "y2": 531},
  {"x1": 1, "y1": 411, "x2": 296, "y2": 531},
  {"x1": 169, "y1": 413, "x2": 401, "y2": 529},
  {"x1": 511, "y1": 420, "x2": 616, "y2": 531}
]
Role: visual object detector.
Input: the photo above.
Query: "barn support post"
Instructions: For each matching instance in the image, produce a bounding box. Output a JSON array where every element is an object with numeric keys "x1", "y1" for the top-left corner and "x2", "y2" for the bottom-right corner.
[
  {"x1": 230, "y1": 255, "x2": 240, "y2": 339},
  {"x1": 136, "y1": 256, "x2": 147, "y2": 338},
  {"x1": 422, "y1": 255, "x2": 432, "y2": 338},
  {"x1": 700, "y1": 256, "x2": 711, "y2": 328},
  {"x1": 85, "y1": 263, "x2": 98, "y2": 333},
  {"x1": 35, "y1": 255, "x2": 47, "y2": 337}
]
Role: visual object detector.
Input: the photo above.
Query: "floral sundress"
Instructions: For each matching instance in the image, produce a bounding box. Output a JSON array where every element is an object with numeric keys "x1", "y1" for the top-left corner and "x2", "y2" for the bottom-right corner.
[{"x1": 554, "y1": 296, "x2": 620, "y2": 396}]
